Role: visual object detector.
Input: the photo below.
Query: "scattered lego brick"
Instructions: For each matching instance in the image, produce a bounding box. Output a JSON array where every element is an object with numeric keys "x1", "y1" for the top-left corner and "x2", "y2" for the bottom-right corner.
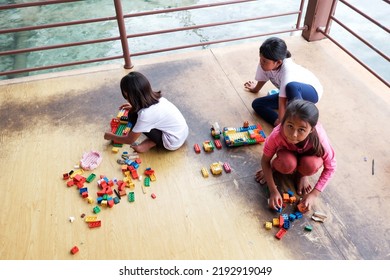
[
  {"x1": 70, "y1": 246, "x2": 79, "y2": 255},
  {"x1": 194, "y1": 143, "x2": 201, "y2": 154},
  {"x1": 85, "y1": 216, "x2": 98, "y2": 222},
  {"x1": 297, "y1": 202, "x2": 309, "y2": 214},
  {"x1": 275, "y1": 228, "x2": 287, "y2": 240},
  {"x1": 128, "y1": 192, "x2": 135, "y2": 202},
  {"x1": 88, "y1": 220, "x2": 101, "y2": 228},
  {"x1": 214, "y1": 139, "x2": 222, "y2": 149},
  {"x1": 93, "y1": 206, "x2": 101, "y2": 214},
  {"x1": 151, "y1": 193, "x2": 156, "y2": 199},
  {"x1": 86, "y1": 173, "x2": 96, "y2": 183},
  {"x1": 305, "y1": 225, "x2": 313, "y2": 231},
  {"x1": 223, "y1": 162, "x2": 232, "y2": 173},
  {"x1": 201, "y1": 167, "x2": 209, "y2": 178}
]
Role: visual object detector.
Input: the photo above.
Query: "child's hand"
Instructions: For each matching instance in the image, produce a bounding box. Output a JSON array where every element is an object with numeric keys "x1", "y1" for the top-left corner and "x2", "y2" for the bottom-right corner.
[
  {"x1": 104, "y1": 132, "x2": 113, "y2": 141},
  {"x1": 268, "y1": 189, "x2": 282, "y2": 210},
  {"x1": 244, "y1": 81, "x2": 258, "y2": 93},
  {"x1": 119, "y1": 103, "x2": 132, "y2": 111},
  {"x1": 300, "y1": 189, "x2": 320, "y2": 211}
]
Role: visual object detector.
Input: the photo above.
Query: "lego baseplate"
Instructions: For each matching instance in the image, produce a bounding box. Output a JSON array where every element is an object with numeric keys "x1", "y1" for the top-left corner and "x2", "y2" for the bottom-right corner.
[{"x1": 223, "y1": 123, "x2": 266, "y2": 147}]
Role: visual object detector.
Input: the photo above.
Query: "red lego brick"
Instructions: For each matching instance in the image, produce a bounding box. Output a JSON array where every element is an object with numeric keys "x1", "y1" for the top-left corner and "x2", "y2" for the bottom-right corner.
[
  {"x1": 214, "y1": 139, "x2": 222, "y2": 149},
  {"x1": 70, "y1": 246, "x2": 79, "y2": 254},
  {"x1": 194, "y1": 143, "x2": 201, "y2": 154},
  {"x1": 88, "y1": 221, "x2": 101, "y2": 228},
  {"x1": 275, "y1": 228, "x2": 287, "y2": 240}
]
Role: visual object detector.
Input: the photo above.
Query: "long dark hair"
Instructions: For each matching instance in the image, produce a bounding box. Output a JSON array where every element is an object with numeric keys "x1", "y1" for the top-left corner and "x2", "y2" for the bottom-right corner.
[
  {"x1": 120, "y1": 71, "x2": 161, "y2": 113},
  {"x1": 281, "y1": 99, "x2": 324, "y2": 157},
  {"x1": 259, "y1": 37, "x2": 292, "y2": 61}
]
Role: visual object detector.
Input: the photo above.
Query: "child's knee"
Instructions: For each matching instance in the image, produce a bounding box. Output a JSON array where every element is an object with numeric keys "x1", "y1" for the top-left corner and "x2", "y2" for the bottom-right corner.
[
  {"x1": 297, "y1": 156, "x2": 323, "y2": 175},
  {"x1": 272, "y1": 150, "x2": 297, "y2": 174}
]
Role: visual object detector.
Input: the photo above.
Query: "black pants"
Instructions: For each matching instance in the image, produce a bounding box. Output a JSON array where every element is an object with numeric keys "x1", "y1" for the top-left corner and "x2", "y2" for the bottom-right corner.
[{"x1": 128, "y1": 112, "x2": 164, "y2": 148}]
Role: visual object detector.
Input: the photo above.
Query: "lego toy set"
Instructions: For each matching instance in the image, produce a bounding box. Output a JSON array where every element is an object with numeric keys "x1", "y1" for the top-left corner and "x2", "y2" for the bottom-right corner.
[
  {"x1": 195, "y1": 121, "x2": 266, "y2": 178},
  {"x1": 62, "y1": 144, "x2": 158, "y2": 255},
  {"x1": 263, "y1": 189, "x2": 327, "y2": 240}
]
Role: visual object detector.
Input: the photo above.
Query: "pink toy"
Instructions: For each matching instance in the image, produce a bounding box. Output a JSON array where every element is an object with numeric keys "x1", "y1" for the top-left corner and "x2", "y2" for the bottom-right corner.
[{"x1": 80, "y1": 151, "x2": 102, "y2": 170}]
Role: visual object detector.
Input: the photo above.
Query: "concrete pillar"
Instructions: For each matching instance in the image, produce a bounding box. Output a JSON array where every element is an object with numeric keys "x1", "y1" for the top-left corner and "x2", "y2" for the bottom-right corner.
[{"x1": 302, "y1": 0, "x2": 337, "y2": 41}]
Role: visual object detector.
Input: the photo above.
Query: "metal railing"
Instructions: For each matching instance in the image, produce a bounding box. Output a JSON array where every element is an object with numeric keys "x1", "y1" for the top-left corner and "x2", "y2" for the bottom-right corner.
[
  {"x1": 0, "y1": 0, "x2": 306, "y2": 79},
  {"x1": 318, "y1": 0, "x2": 389, "y2": 87},
  {"x1": 0, "y1": 0, "x2": 388, "y2": 87}
]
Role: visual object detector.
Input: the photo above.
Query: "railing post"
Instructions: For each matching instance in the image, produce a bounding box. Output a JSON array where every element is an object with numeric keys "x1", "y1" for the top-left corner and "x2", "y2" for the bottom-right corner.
[
  {"x1": 302, "y1": 0, "x2": 338, "y2": 41},
  {"x1": 114, "y1": 0, "x2": 133, "y2": 69}
]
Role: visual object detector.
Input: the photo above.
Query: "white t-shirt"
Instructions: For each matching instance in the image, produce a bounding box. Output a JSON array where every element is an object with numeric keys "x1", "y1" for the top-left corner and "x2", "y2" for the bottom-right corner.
[
  {"x1": 255, "y1": 58, "x2": 323, "y2": 100},
  {"x1": 132, "y1": 97, "x2": 189, "y2": 150}
]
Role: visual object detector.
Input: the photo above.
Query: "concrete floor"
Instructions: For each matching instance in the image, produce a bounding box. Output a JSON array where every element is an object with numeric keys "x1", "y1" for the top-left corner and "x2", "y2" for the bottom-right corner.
[{"x1": 0, "y1": 36, "x2": 389, "y2": 260}]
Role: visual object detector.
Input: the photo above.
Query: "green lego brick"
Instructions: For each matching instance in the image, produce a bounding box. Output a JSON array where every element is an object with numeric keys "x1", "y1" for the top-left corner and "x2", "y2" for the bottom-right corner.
[
  {"x1": 86, "y1": 173, "x2": 96, "y2": 183},
  {"x1": 128, "y1": 191, "x2": 135, "y2": 202}
]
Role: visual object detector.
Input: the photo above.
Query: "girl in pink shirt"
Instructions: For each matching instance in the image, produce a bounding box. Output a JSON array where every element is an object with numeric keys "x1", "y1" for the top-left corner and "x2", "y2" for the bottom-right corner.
[{"x1": 255, "y1": 99, "x2": 336, "y2": 211}]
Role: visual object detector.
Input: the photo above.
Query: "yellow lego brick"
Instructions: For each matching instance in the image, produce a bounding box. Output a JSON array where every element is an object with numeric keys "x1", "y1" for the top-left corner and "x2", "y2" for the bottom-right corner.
[
  {"x1": 149, "y1": 173, "x2": 156, "y2": 181},
  {"x1": 112, "y1": 147, "x2": 119, "y2": 153},
  {"x1": 70, "y1": 169, "x2": 84, "y2": 178},
  {"x1": 265, "y1": 221, "x2": 273, "y2": 230},
  {"x1": 201, "y1": 167, "x2": 209, "y2": 178},
  {"x1": 85, "y1": 216, "x2": 98, "y2": 222},
  {"x1": 272, "y1": 218, "x2": 280, "y2": 227}
]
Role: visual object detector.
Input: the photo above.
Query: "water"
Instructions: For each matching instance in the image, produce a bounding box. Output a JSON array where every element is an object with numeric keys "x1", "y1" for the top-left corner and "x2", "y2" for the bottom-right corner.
[{"x1": 0, "y1": 0, "x2": 389, "y2": 82}]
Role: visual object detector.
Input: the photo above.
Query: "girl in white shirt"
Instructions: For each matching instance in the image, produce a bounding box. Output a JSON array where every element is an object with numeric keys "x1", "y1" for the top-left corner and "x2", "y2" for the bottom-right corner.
[
  {"x1": 244, "y1": 37, "x2": 323, "y2": 127},
  {"x1": 104, "y1": 71, "x2": 189, "y2": 153}
]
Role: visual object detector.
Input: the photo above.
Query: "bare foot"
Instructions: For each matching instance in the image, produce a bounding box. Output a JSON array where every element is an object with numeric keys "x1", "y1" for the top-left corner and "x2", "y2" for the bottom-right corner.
[
  {"x1": 296, "y1": 174, "x2": 313, "y2": 195},
  {"x1": 131, "y1": 139, "x2": 156, "y2": 153},
  {"x1": 255, "y1": 169, "x2": 266, "y2": 184}
]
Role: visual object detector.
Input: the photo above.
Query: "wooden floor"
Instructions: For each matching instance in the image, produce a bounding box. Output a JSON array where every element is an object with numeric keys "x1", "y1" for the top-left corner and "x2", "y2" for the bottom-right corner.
[{"x1": 0, "y1": 36, "x2": 389, "y2": 260}]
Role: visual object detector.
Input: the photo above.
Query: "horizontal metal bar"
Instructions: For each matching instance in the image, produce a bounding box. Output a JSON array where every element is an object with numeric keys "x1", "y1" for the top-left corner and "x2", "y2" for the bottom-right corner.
[
  {"x1": 317, "y1": 29, "x2": 389, "y2": 88},
  {"x1": 0, "y1": 27, "x2": 304, "y2": 77},
  {"x1": 123, "y1": 0, "x2": 256, "y2": 18},
  {"x1": 126, "y1": 11, "x2": 300, "y2": 39},
  {"x1": 0, "y1": 0, "x2": 81, "y2": 10},
  {"x1": 0, "y1": 36, "x2": 120, "y2": 56},
  {"x1": 339, "y1": 0, "x2": 389, "y2": 33},
  {"x1": 0, "y1": 11, "x2": 299, "y2": 57},
  {"x1": 0, "y1": 17, "x2": 116, "y2": 35},
  {"x1": 0, "y1": 55, "x2": 124, "y2": 77},
  {"x1": 131, "y1": 27, "x2": 305, "y2": 57},
  {"x1": 0, "y1": 0, "x2": 256, "y2": 35},
  {"x1": 331, "y1": 16, "x2": 389, "y2": 62}
]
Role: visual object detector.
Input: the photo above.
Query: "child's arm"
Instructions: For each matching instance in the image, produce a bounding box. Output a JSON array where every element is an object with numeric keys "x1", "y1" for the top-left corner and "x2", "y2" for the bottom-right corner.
[
  {"x1": 104, "y1": 130, "x2": 142, "y2": 145},
  {"x1": 244, "y1": 81, "x2": 266, "y2": 93},
  {"x1": 275, "y1": 96, "x2": 288, "y2": 126},
  {"x1": 261, "y1": 154, "x2": 282, "y2": 210}
]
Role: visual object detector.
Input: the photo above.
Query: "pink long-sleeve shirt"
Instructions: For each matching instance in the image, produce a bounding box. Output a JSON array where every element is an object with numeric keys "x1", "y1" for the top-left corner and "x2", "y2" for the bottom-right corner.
[{"x1": 263, "y1": 123, "x2": 336, "y2": 192}]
